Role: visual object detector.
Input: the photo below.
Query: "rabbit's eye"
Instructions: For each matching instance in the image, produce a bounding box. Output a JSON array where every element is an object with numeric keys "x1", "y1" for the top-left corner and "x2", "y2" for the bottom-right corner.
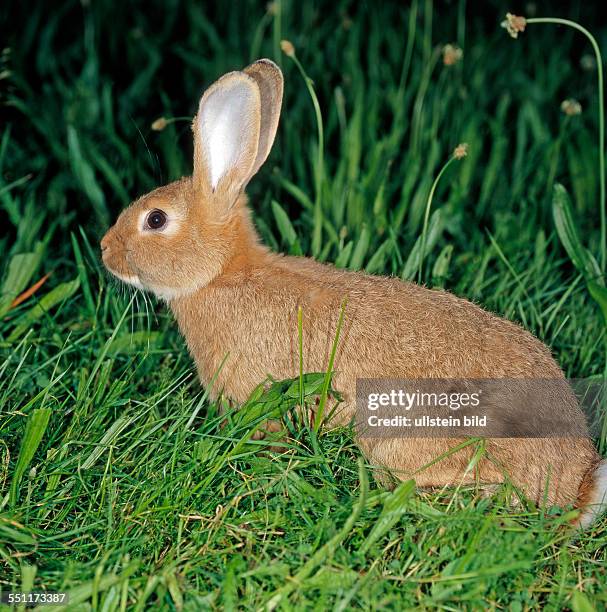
[{"x1": 146, "y1": 209, "x2": 167, "y2": 230}]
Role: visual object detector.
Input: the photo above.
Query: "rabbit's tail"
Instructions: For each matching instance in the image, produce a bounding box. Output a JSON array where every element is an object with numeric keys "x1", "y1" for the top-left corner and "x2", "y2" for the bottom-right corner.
[{"x1": 576, "y1": 459, "x2": 607, "y2": 528}]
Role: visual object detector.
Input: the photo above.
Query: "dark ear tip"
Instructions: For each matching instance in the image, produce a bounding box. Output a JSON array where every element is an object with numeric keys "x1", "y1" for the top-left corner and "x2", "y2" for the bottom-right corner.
[
  {"x1": 255, "y1": 58, "x2": 280, "y2": 68},
  {"x1": 245, "y1": 58, "x2": 283, "y2": 79}
]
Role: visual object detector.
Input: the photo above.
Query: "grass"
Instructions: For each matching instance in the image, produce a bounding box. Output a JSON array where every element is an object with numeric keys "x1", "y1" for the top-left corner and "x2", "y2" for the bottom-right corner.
[{"x1": 1, "y1": 0, "x2": 607, "y2": 608}]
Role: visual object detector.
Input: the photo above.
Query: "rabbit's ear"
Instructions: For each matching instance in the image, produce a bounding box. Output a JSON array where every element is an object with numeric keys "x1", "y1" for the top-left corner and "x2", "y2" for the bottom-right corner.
[
  {"x1": 193, "y1": 71, "x2": 261, "y2": 206},
  {"x1": 242, "y1": 59, "x2": 283, "y2": 176}
]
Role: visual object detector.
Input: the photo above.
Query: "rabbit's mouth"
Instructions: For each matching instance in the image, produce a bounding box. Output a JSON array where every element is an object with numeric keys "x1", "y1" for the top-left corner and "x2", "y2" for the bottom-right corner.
[
  {"x1": 104, "y1": 260, "x2": 184, "y2": 301},
  {"x1": 111, "y1": 269, "x2": 145, "y2": 290}
]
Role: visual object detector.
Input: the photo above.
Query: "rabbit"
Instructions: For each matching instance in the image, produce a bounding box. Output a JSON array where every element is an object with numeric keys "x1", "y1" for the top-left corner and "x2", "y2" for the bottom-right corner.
[{"x1": 100, "y1": 59, "x2": 607, "y2": 527}]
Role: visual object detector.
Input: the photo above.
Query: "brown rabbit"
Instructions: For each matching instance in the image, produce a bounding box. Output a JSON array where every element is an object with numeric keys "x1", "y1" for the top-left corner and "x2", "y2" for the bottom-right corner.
[{"x1": 101, "y1": 59, "x2": 607, "y2": 527}]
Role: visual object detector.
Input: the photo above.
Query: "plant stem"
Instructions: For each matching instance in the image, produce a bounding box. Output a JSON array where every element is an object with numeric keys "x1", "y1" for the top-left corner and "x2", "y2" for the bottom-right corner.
[
  {"x1": 298, "y1": 305, "x2": 304, "y2": 415},
  {"x1": 526, "y1": 17, "x2": 606, "y2": 272},
  {"x1": 272, "y1": 0, "x2": 282, "y2": 67},
  {"x1": 423, "y1": 0, "x2": 433, "y2": 66},
  {"x1": 315, "y1": 300, "x2": 347, "y2": 432},
  {"x1": 286, "y1": 52, "x2": 325, "y2": 258},
  {"x1": 417, "y1": 155, "x2": 458, "y2": 283}
]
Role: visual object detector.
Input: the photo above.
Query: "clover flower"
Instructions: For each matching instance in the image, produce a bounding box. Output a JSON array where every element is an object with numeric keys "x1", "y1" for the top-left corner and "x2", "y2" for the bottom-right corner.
[
  {"x1": 561, "y1": 99, "x2": 582, "y2": 116},
  {"x1": 442, "y1": 44, "x2": 463, "y2": 66},
  {"x1": 501, "y1": 13, "x2": 527, "y2": 38},
  {"x1": 453, "y1": 143, "x2": 469, "y2": 159},
  {"x1": 151, "y1": 117, "x2": 168, "y2": 131},
  {"x1": 280, "y1": 39, "x2": 295, "y2": 57}
]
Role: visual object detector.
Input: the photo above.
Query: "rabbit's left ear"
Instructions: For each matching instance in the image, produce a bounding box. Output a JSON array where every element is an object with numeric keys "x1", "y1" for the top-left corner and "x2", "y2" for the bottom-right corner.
[
  {"x1": 242, "y1": 59, "x2": 284, "y2": 177},
  {"x1": 193, "y1": 71, "x2": 261, "y2": 207},
  {"x1": 192, "y1": 59, "x2": 283, "y2": 212}
]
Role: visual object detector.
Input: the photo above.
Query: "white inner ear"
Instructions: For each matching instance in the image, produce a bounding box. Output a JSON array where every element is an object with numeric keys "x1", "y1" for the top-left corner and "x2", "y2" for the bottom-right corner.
[{"x1": 199, "y1": 82, "x2": 257, "y2": 190}]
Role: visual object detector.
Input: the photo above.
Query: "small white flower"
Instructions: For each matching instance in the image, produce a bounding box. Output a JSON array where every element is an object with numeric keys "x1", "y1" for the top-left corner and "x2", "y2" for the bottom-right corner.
[
  {"x1": 151, "y1": 117, "x2": 168, "y2": 131},
  {"x1": 580, "y1": 54, "x2": 596, "y2": 71},
  {"x1": 442, "y1": 44, "x2": 463, "y2": 66},
  {"x1": 453, "y1": 143, "x2": 469, "y2": 160},
  {"x1": 280, "y1": 39, "x2": 295, "y2": 57},
  {"x1": 501, "y1": 13, "x2": 527, "y2": 39},
  {"x1": 560, "y1": 99, "x2": 582, "y2": 116}
]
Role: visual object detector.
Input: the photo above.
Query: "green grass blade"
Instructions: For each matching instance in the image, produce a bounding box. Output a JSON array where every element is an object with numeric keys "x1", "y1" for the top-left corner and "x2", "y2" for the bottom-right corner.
[
  {"x1": 552, "y1": 183, "x2": 602, "y2": 283},
  {"x1": 0, "y1": 243, "x2": 45, "y2": 317},
  {"x1": 8, "y1": 278, "x2": 80, "y2": 341},
  {"x1": 271, "y1": 199, "x2": 301, "y2": 255},
  {"x1": 359, "y1": 479, "x2": 415, "y2": 556},
  {"x1": 9, "y1": 408, "x2": 51, "y2": 506}
]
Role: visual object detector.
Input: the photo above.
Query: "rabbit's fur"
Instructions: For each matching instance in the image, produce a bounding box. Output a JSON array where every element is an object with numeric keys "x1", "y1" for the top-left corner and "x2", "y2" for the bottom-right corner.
[{"x1": 101, "y1": 59, "x2": 606, "y2": 526}]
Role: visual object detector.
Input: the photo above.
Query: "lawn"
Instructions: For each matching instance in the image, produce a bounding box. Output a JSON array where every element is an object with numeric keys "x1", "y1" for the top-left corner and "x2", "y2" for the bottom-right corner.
[{"x1": 1, "y1": 0, "x2": 606, "y2": 609}]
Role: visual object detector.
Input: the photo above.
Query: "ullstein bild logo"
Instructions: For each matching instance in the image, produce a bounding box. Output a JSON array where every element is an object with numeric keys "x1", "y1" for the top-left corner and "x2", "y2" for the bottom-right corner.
[{"x1": 355, "y1": 379, "x2": 606, "y2": 438}]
